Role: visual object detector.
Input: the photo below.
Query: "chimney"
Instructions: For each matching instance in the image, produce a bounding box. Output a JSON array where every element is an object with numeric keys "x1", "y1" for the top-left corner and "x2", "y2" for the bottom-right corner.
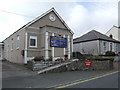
[{"x1": 109, "y1": 34, "x2": 113, "y2": 38}]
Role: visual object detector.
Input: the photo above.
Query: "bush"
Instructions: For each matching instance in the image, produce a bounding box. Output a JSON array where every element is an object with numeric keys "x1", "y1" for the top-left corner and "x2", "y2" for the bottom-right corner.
[
  {"x1": 34, "y1": 56, "x2": 45, "y2": 61},
  {"x1": 105, "y1": 51, "x2": 116, "y2": 56},
  {"x1": 80, "y1": 56, "x2": 114, "y2": 62},
  {"x1": 73, "y1": 52, "x2": 83, "y2": 58}
]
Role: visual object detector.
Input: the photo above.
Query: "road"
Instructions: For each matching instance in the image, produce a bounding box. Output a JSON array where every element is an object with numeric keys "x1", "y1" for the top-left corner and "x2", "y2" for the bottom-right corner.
[
  {"x1": 56, "y1": 72, "x2": 119, "y2": 89},
  {"x1": 2, "y1": 61, "x2": 119, "y2": 89}
]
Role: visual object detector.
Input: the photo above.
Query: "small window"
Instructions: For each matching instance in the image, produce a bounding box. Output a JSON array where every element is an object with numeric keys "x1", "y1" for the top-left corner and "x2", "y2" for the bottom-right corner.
[
  {"x1": 103, "y1": 42, "x2": 107, "y2": 52},
  {"x1": 11, "y1": 38, "x2": 13, "y2": 51},
  {"x1": 16, "y1": 35, "x2": 19, "y2": 49},
  {"x1": 110, "y1": 43, "x2": 112, "y2": 51},
  {"x1": 11, "y1": 43, "x2": 13, "y2": 50},
  {"x1": 115, "y1": 43, "x2": 117, "y2": 52},
  {"x1": 29, "y1": 36, "x2": 37, "y2": 47}
]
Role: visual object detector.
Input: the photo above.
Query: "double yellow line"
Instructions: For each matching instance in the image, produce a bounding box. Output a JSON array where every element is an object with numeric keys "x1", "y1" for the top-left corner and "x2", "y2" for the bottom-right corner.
[{"x1": 54, "y1": 71, "x2": 119, "y2": 88}]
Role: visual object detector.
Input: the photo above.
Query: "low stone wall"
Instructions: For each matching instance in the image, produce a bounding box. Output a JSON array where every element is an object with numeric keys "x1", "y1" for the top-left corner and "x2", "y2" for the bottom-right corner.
[
  {"x1": 44, "y1": 60, "x2": 113, "y2": 74},
  {"x1": 27, "y1": 61, "x2": 64, "y2": 71},
  {"x1": 27, "y1": 60, "x2": 113, "y2": 73},
  {"x1": 113, "y1": 62, "x2": 120, "y2": 70}
]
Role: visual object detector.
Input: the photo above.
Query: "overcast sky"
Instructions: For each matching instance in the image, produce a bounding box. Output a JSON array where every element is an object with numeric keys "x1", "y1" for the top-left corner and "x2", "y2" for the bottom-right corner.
[{"x1": 0, "y1": 0, "x2": 119, "y2": 41}]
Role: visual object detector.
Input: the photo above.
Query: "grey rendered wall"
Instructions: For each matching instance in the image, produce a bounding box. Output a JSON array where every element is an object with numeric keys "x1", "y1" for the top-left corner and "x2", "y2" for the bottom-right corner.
[
  {"x1": 3, "y1": 29, "x2": 25, "y2": 64},
  {"x1": 73, "y1": 40, "x2": 99, "y2": 55},
  {"x1": 106, "y1": 27, "x2": 119, "y2": 41},
  {"x1": 30, "y1": 11, "x2": 67, "y2": 29},
  {"x1": 118, "y1": 43, "x2": 120, "y2": 53},
  {"x1": 26, "y1": 27, "x2": 72, "y2": 59},
  {"x1": 118, "y1": 29, "x2": 120, "y2": 41},
  {"x1": 26, "y1": 11, "x2": 73, "y2": 59}
]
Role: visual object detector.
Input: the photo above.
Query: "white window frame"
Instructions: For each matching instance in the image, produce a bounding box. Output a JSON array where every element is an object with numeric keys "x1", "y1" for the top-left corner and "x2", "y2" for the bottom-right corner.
[
  {"x1": 29, "y1": 36, "x2": 37, "y2": 48},
  {"x1": 16, "y1": 35, "x2": 19, "y2": 49},
  {"x1": 11, "y1": 43, "x2": 13, "y2": 51},
  {"x1": 115, "y1": 43, "x2": 117, "y2": 52},
  {"x1": 11, "y1": 39, "x2": 13, "y2": 51},
  {"x1": 110, "y1": 42, "x2": 113, "y2": 51},
  {"x1": 103, "y1": 41, "x2": 107, "y2": 52}
]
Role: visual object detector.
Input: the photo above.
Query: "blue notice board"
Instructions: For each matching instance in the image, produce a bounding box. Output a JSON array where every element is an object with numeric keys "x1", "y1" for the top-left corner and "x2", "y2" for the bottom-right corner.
[{"x1": 50, "y1": 36, "x2": 67, "y2": 48}]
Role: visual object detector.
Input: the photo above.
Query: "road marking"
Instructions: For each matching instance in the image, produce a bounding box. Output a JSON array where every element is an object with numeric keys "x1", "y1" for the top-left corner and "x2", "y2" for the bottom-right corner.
[{"x1": 55, "y1": 71, "x2": 119, "y2": 88}]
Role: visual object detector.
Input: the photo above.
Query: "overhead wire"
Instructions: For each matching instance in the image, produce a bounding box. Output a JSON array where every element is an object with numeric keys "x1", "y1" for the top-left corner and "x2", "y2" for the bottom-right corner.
[{"x1": 0, "y1": 9, "x2": 35, "y2": 18}]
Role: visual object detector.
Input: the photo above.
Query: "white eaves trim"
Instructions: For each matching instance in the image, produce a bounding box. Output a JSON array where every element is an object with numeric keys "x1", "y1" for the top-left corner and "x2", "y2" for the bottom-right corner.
[
  {"x1": 25, "y1": 8, "x2": 74, "y2": 35},
  {"x1": 0, "y1": 42, "x2": 3, "y2": 45}
]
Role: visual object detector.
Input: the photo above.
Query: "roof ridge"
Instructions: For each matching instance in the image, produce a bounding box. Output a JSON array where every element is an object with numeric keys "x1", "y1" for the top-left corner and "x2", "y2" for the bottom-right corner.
[{"x1": 92, "y1": 30, "x2": 100, "y2": 39}]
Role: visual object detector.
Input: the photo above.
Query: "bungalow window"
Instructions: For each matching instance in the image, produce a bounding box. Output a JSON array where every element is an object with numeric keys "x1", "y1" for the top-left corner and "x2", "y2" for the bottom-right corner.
[
  {"x1": 29, "y1": 36, "x2": 37, "y2": 47},
  {"x1": 115, "y1": 43, "x2": 117, "y2": 52},
  {"x1": 110, "y1": 43, "x2": 112, "y2": 51},
  {"x1": 103, "y1": 42, "x2": 107, "y2": 52}
]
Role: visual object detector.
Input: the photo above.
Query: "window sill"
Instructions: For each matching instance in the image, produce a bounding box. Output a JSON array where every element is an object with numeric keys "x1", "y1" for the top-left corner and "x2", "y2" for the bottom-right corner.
[
  {"x1": 29, "y1": 46, "x2": 38, "y2": 48},
  {"x1": 16, "y1": 47, "x2": 19, "y2": 50}
]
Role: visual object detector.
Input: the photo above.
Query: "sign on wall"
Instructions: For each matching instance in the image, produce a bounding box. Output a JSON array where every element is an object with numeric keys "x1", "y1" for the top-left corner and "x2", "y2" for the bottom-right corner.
[
  {"x1": 84, "y1": 61, "x2": 92, "y2": 66},
  {"x1": 50, "y1": 36, "x2": 67, "y2": 48}
]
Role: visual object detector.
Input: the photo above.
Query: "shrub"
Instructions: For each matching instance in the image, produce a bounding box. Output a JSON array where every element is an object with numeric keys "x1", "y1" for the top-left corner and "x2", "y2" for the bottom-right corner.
[
  {"x1": 81, "y1": 56, "x2": 114, "y2": 62},
  {"x1": 73, "y1": 52, "x2": 83, "y2": 58},
  {"x1": 34, "y1": 56, "x2": 45, "y2": 61},
  {"x1": 105, "y1": 51, "x2": 116, "y2": 56}
]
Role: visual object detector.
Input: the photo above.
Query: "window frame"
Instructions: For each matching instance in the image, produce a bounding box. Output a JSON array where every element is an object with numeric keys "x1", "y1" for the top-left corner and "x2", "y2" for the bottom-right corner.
[
  {"x1": 11, "y1": 38, "x2": 13, "y2": 51},
  {"x1": 16, "y1": 35, "x2": 20, "y2": 49},
  {"x1": 29, "y1": 36, "x2": 37, "y2": 48}
]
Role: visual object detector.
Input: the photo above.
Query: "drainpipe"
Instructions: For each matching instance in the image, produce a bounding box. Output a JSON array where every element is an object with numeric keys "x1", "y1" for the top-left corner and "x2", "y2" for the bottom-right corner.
[
  {"x1": 63, "y1": 35, "x2": 66, "y2": 56},
  {"x1": 52, "y1": 33, "x2": 54, "y2": 61},
  {"x1": 45, "y1": 32, "x2": 49, "y2": 60},
  {"x1": 98, "y1": 40, "x2": 101, "y2": 55},
  {"x1": 24, "y1": 32, "x2": 28, "y2": 64},
  {"x1": 71, "y1": 36, "x2": 73, "y2": 56},
  {"x1": 68, "y1": 35, "x2": 70, "y2": 59}
]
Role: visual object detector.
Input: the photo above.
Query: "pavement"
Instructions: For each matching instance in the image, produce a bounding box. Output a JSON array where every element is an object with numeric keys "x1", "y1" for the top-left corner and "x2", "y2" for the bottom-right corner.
[
  {"x1": 2, "y1": 61, "x2": 37, "y2": 78},
  {"x1": 2, "y1": 61, "x2": 119, "y2": 88}
]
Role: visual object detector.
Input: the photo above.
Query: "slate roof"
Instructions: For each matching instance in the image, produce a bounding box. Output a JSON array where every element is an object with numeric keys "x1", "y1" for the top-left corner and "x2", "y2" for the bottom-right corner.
[{"x1": 73, "y1": 30, "x2": 120, "y2": 44}]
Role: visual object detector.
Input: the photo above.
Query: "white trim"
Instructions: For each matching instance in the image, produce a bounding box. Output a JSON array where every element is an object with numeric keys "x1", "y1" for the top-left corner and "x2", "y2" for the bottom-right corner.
[
  {"x1": 63, "y1": 35, "x2": 66, "y2": 55},
  {"x1": 26, "y1": 31, "x2": 45, "y2": 35},
  {"x1": 67, "y1": 35, "x2": 70, "y2": 59},
  {"x1": 97, "y1": 40, "x2": 100, "y2": 55},
  {"x1": 11, "y1": 42, "x2": 13, "y2": 51},
  {"x1": 27, "y1": 49, "x2": 52, "y2": 51},
  {"x1": 24, "y1": 32, "x2": 28, "y2": 64},
  {"x1": 29, "y1": 36, "x2": 37, "y2": 48},
  {"x1": 45, "y1": 32, "x2": 49, "y2": 60},
  {"x1": 52, "y1": 33, "x2": 55, "y2": 61},
  {"x1": 27, "y1": 26, "x2": 40, "y2": 30},
  {"x1": 71, "y1": 36, "x2": 73, "y2": 53},
  {"x1": 0, "y1": 46, "x2": 2, "y2": 60}
]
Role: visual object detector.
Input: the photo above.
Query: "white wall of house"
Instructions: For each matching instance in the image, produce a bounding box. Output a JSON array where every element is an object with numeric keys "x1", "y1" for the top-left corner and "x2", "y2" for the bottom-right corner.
[
  {"x1": 0, "y1": 44, "x2": 3, "y2": 60},
  {"x1": 106, "y1": 26, "x2": 120, "y2": 41},
  {"x1": 101, "y1": 41, "x2": 119, "y2": 54},
  {"x1": 118, "y1": 29, "x2": 120, "y2": 41},
  {"x1": 73, "y1": 40, "x2": 120, "y2": 56},
  {"x1": 73, "y1": 40, "x2": 99, "y2": 56}
]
